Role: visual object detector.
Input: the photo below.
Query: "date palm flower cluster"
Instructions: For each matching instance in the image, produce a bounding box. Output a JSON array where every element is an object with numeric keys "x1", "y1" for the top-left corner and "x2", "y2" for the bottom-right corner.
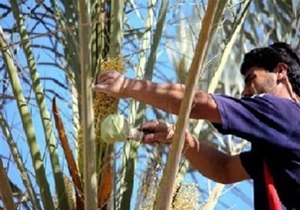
[{"x1": 94, "y1": 56, "x2": 125, "y2": 143}]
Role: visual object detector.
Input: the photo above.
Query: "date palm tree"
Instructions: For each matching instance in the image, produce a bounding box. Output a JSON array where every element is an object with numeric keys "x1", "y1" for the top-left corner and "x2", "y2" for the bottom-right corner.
[{"x1": 0, "y1": 0, "x2": 299, "y2": 209}]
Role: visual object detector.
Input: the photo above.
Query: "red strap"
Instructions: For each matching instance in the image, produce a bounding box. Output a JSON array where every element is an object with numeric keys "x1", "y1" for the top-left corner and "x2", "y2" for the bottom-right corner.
[{"x1": 263, "y1": 161, "x2": 282, "y2": 210}]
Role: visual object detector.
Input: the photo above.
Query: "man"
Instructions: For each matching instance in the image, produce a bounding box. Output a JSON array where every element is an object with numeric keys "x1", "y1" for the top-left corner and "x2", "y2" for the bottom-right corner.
[{"x1": 94, "y1": 42, "x2": 300, "y2": 209}]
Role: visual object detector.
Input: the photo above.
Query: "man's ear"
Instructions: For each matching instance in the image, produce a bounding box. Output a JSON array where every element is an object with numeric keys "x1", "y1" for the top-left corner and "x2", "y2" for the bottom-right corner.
[{"x1": 276, "y1": 62, "x2": 288, "y2": 81}]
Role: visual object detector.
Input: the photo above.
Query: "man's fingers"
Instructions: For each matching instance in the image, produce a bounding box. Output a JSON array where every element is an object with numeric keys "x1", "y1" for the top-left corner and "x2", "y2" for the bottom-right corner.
[
  {"x1": 92, "y1": 83, "x2": 109, "y2": 92},
  {"x1": 96, "y1": 71, "x2": 116, "y2": 84},
  {"x1": 97, "y1": 73, "x2": 112, "y2": 84},
  {"x1": 142, "y1": 132, "x2": 171, "y2": 144},
  {"x1": 139, "y1": 120, "x2": 174, "y2": 145},
  {"x1": 139, "y1": 120, "x2": 159, "y2": 132}
]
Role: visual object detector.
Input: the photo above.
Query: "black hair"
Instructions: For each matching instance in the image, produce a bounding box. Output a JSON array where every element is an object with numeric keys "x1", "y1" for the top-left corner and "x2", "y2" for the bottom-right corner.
[{"x1": 240, "y1": 42, "x2": 300, "y2": 96}]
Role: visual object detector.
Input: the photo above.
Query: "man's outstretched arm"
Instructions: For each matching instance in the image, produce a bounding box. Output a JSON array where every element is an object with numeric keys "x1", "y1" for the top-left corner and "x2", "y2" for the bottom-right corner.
[
  {"x1": 140, "y1": 121, "x2": 250, "y2": 184},
  {"x1": 183, "y1": 133, "x2": 250, "y2": 184},
  {"x1": 94, "y1": 71, "x2": 221, "y2": 123}
]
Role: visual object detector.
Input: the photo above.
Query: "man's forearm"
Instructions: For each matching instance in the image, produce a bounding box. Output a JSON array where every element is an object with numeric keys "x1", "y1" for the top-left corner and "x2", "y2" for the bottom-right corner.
[
  {"x1": 183, "y1": 138, "x2": 230, "y2": 183},
  {"x1": 183, "y1": 134, "x2": 248, "y2": 184},
  {"x1": 124, "y1": 79, "x2": 221, "y2": 122},
  {"x1": 125, "y1": 79, "x2": 186, "y2": 115},
  {"x1": 95, "y1": 71, "x2": 220, "y2": 122}
]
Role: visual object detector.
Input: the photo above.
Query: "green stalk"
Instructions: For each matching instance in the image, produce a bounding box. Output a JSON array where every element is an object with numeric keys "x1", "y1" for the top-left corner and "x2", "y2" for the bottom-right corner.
[
  {"x1": 109, "y1": 0, "x2": 125, "y2": 57},
  {"x1": 90, "y1": 0, "x2": 104, "y2": 75},
  {"x1": 195, "y1": 6, "x2": 251, "y2": 209},
  {"x1": 170, "y1": 0, "x2": 232, "y2": 184},
  {"x1": 193, "y1": 0, "x2": 250, "y2": 136},
  {"x1": 120, "y1": 1, "x2": 168, "y2": 209},
  {"x1": 0, "y1": 112, "x2": 42, "y2": 210},
  {"x1": 47, "y1": 0, "x2": 81, "y2": 168},
  {"x1": 109, "y1": 1, "x2": 125, "y2": 209},
  {"x1": 0, "y1": 157, "x2": 17, "y2": 210},
  {"x1": 108, "y1": 1, "x2": 129, "y2": 210},
  {"x1": 207, "y1": 0, "x2": 251, "y2": 93},
  {"x1": 49, "y1": 0, "x2": 80, "y2": 91},
  {"x1": 9, "y1": 1, "x2": 70, "y2": 209},
  {"x1": 136, "y1": 0, "x2": 156, "y2": 78},
  {"x1": 135, "y1": 0, "x2": 168, "y2": 122},
  {"x1": 203, "y1": 183, "x2": 225, "y2": 210},
  {"x1": 143, "y1": 0, "x2": 169, "y2": 80},
  {"x1": 90, "y1": 0, "x2": 103, "y2": 191},
  {"x1": 69, "y1": 71, "x2": 81, "y2": 172},
  {"x1": 78, "y1": 0, "x2": 98, "y2": 209},
  {"x1": 0, "y1": 27, "x2": 55, "y2": 210},
  {"x1": 153, "y1": 2, "x2": 220, "y2": 209}
]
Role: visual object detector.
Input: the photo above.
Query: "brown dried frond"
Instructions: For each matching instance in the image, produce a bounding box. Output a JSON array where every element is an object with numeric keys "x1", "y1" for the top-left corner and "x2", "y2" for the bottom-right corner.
[
  {"x1": 52, "y1": 98, "x2": 84, "y2": 209},
  {"x1": 98, "y1": 155, "x2": 112, "y2": 208}
]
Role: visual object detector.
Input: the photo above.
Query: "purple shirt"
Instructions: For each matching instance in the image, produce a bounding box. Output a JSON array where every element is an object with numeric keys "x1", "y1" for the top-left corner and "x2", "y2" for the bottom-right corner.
[{"x1": 212, "y1": 94, "x2": 300, "y2": 210}]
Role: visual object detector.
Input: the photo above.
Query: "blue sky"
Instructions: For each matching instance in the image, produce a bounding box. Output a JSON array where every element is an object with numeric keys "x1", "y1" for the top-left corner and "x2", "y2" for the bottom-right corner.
[{"x1": 0, "y1": 1, "x2": 254, "y2": 209}]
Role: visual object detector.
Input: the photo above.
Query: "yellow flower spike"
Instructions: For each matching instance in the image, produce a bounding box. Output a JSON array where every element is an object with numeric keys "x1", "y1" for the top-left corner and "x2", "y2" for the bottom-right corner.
[
  {"x1": 77, "y1": 55, "x2": 125, "y2": 175},
  {"x1": 93, "y1": 56, "x2": 125, "y2": 208},
  {"x1": 93, "y1": 55, "x2": 125, "y2": 143}
]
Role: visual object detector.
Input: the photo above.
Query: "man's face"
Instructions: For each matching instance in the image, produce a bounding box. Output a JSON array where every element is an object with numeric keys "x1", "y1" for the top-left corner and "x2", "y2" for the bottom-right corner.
[{"x1": 241, "y1": 67, "x2": 277, "y2": 97}]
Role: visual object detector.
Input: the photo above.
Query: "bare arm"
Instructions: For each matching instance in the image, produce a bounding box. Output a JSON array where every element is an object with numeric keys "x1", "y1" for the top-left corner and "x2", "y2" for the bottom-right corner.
[
  {"x1": 140, "y1": 121, "x2": 250, "y2": 184},
  {"x1": 94, "y1": 71, "x2": 221, "y2": 123},
  {"x1": 183, "y1": 133, "x2": 250, "y2": 184}
]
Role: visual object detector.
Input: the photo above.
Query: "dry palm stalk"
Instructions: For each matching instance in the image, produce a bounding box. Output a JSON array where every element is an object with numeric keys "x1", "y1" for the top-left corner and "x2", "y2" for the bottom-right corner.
[
  {"x1": 154, "y1": 1, "x2": 222, "y2": 209},
  {"x1": 97, "y1": 155, "x2": 112, "y2": 208},
  {"x1": 52, "y1": 98, "x2": 84, "y2": 210}
]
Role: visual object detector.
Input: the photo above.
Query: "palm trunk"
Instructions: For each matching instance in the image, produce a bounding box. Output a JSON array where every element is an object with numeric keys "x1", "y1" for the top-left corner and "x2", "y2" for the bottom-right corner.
[
  {"x1": 78, "y1": 0, "x2": 98, "y2": 209},
  {"x1": 153, "y1": 2, "x2": 222, "y2": 209}
]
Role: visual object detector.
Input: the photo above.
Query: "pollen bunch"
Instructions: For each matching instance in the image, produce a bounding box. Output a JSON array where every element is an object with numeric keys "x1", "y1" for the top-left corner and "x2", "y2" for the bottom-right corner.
[
  {"x1": 93, "y1": 55, "x2": 125, "y2": 142},
  {"x1": 77, "y1": 56, "x2": 124, "y2": 173},
  {"x1": 171, "y1": 183, "x2": 202, "y2": 210},
  {"x1": 136, "y1": 162, "x2": 202, "y2": 210}
]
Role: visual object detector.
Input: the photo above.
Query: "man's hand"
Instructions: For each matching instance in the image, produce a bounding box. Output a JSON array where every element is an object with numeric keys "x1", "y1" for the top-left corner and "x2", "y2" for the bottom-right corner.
[
  {"x1": 139, "y1": 120, "x2": 175, "y2": 145},
  {"x1": 93, "y1": 71, "x2": 130, "y2": 98}
]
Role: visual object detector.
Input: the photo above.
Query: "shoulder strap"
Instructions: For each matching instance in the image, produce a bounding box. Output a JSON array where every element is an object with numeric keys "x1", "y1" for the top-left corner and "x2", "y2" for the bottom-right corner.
[{"x1": 263, "y1": 160, "x2": 282, "y2": 210}]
